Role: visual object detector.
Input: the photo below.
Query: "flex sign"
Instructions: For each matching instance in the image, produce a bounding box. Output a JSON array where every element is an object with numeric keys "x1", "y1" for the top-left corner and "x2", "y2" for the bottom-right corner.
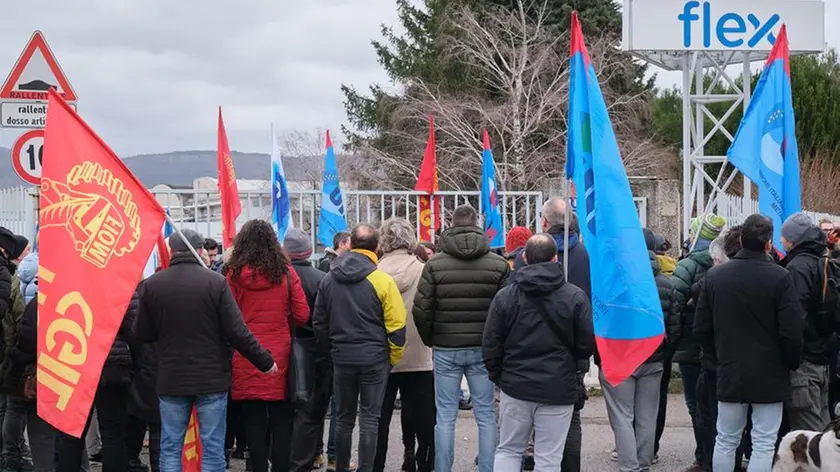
[{"x1": 622, "y1": 0, "x2": 825, "y2": 52}]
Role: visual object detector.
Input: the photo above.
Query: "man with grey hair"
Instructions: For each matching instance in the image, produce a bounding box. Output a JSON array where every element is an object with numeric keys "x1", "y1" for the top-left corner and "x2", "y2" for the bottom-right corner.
[
  {"x1": 779, "y1": 212, "x2": 834, "y2": 431},
  {"x1": 520, "y1": 197, "x2": 591, "y2": 472},
  {"x1": 134, "y1": 228, "x2": 277, "y2": 470},
  {"x1": 374, "y1": 218, "x2": 434, "y2": 472}
]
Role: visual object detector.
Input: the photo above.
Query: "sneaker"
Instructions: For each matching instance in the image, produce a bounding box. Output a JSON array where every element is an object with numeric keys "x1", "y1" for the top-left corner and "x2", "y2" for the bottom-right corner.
[
  {"x1": 312, "y1": 455, "x2": 326, "y2": 469},
  {"x1": 458, "y1": 399, "x2": 473, "y2": 411},
  {"x1": 327, "y1": 459, "x2": 337, "y2": 472}
]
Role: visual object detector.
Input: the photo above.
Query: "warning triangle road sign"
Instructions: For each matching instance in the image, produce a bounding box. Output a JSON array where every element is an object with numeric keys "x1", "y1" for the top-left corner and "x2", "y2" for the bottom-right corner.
[{"x1": 0, "y1": 31, "x2": 76, "y2": 102}]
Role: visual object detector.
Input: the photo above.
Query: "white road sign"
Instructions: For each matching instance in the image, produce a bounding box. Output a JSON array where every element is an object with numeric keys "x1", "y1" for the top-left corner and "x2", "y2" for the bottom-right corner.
[
  {"x1": 1, "y1": 101, "x2": 76, "y2": 129},
  {"x1": 11, "y1": 129, "x2": 45, "y2": 185}
]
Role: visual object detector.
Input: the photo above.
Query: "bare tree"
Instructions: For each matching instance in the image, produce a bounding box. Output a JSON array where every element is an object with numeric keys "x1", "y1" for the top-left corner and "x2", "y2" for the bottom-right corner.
[{"x1": 348, "y1": 0, "x2": 673, "y2": 192}]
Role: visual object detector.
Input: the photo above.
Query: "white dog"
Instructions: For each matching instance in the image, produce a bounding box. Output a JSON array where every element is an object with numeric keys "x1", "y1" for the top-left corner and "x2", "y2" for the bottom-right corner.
[{"x1": 773, "y1": 418, "x2": 840, "y2": 471}]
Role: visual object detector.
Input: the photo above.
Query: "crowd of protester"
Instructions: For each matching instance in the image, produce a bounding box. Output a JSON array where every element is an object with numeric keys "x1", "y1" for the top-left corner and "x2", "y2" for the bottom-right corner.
[{"x1": 0, "y1": 201, "x2": 838, "y2": 472}]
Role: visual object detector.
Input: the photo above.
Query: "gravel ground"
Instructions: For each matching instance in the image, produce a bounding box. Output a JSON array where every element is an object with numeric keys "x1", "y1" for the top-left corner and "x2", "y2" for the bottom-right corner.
[{"x1": 111, "y1": 393, "x2": 696, "y2": 472}]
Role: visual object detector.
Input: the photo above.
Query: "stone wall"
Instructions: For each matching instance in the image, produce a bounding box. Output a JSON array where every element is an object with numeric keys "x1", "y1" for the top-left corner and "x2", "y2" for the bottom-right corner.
[{"x1": 629, "y1": 177, "x2": 682, "y2": 255}]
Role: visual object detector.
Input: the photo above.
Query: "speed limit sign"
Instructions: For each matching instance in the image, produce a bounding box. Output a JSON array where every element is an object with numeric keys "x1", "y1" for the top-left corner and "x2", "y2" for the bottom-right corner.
[{"x1": 10, "y1": 129, "x2": 44, "y2": 185}]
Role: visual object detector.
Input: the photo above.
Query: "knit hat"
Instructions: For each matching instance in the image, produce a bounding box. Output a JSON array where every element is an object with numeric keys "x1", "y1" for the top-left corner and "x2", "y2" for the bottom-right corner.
[
  {"x1": 169, "y1": 228, "x2": 204, "y2": 253},
  {"x1": 642, "y1": 228, "x2": 656, "y2": 251},
  {"x1": 0, "y1": 227, "x2": 29, "y2": 260},
  {"x1": 505, "y1": 226, "x2": 533, "y2": 254},
  {"x1": 284, "y1": 228, "x2": 313, "y2": 260},
  {"x1": 693, "y1": 214, "x2": 726, "y2": 242},
  {"x1": 781, "y1": 212, "x2": 816, "y2": 246}
]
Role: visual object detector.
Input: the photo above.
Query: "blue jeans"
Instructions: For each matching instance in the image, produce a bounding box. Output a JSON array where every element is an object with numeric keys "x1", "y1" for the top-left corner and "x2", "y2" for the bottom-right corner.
[
  {"x1": 433, "y1": 348, "x2": 496, "y2": 472},
  {"x1": 327, "y1": 395, "x2": 337, "y2": 460},
  {"x1": 679, "y1": 362, "x2": 703, "y2": 463},
  {"x1": 713, "y1": 402, "x2": 782, "y2": 472},
  {"x1": 159, "y1": 392, "x2": 228, "y2": 472}
]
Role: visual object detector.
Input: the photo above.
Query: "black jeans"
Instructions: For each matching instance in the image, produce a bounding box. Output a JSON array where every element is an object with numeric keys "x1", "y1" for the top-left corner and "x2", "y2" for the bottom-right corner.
[
  {"x1": 2, "y1": 395, "x2": 28, "y2": 468},
  {"x1": 654, "y1": 352, "x2": 675, "y2": 455},
  {"x1": 560, "y1": 408, "x2": 582, "y2": 472},
  {"x1": 289, "y1": 349, "x2": 332, "y2": 472},
  {"x1": 57, "y1": 384, "x2": 129, "y2": 472},
  {"x1": 679, "y1": 362, "x2": 703, "y2": 463},
  {"x1": 373, "y1": 371, "x2": 435, "y2": 472},
  {"x1": 126, "y1": 415, "x2": 160, "y2": 472},
  {"x1": 242, "y1": 400, "x2": 294, "y2": 472},
  {"x1": 334, "y1": 361, "x2": 389, "y2": 472},
  {"x1": 225, "y1": 399, "x2": 247, "y2": 453}
]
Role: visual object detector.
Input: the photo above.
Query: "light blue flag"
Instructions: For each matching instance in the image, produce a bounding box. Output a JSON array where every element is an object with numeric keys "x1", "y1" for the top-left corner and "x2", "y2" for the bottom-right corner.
[
  {"x1": 271, "y1": 125, "x2": 293, "y2": 241},
  {"x1": 727, "y1": 26, "x2": 800, "y2": 252},
  {"x1": 318, "y1": 130, "x2": 347, "y2": 248},
  {"x1": 566, "y1": 12, "x2": 664, "y2": 386},
  {"x1": 480, "y1": 129, "x2": 504, "y2": 248},
  {"x1": 163, "y1": 208, "x2": 173, "y2": 239}
]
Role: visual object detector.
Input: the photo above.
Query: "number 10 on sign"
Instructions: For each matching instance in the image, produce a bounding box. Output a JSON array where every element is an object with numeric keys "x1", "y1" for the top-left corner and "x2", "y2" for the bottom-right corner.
[{"x1": 11, "y1": 129, "x2": 44, "y2": 185}]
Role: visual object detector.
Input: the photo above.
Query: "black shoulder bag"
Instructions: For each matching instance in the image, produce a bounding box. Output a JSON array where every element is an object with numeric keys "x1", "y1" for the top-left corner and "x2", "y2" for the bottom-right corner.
[
  {"x1": 286, "y1": 276, "x2": 315, "y2": 406},
  {"x1": 526, "y1": 292, "x2": 588, "y2": 410}
]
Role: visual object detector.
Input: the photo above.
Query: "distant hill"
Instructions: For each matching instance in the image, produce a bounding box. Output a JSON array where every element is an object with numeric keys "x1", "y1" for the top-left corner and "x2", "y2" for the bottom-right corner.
[{"x1": 0, "y1": 147, "x2": 341, "y2": 189}]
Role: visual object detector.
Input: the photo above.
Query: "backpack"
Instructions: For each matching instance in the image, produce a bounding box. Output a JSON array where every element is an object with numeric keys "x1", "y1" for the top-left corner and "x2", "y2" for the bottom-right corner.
[{"x1": 816, "y1": 256, "x2": 840, "y2": 333}]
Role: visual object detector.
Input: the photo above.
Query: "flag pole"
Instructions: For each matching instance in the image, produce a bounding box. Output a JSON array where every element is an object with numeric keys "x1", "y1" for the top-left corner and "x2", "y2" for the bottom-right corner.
[
  {"x1": 165, "y1": 213, "x2": 208, "y2": 269},
  {"x1": 563, "y1": 179, "x2": 571, "y2": 283}
]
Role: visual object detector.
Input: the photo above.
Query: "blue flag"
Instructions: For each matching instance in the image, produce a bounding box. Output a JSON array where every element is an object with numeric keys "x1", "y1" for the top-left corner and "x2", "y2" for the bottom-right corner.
[
  {"x1": 566, "y1": 12, "x2": 664, "y2": 386},
  {"x1": 481, "y1": 129, "x2": 504, "y2": 248},
  {"x1": 163, "y1": 208, "x2": 173, "y2": 239},
  {"x1": 727, "y1": 25, "x2": 800, "y2": 252},
  {"x1": 318, "y1": 130, "x2": 347, "y2": 248},
  {"x1": 270, "y1": 125, "x2": 293, "y2": 241}
]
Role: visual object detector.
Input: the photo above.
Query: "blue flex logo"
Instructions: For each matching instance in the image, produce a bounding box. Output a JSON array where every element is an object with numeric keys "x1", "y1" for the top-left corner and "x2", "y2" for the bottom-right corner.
[{"x1": 679, "y1": 1, "x2": 780, "y2": 48}]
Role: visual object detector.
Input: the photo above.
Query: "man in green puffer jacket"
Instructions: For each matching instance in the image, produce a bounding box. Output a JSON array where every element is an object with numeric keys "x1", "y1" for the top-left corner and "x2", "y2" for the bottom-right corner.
[{"x1": 671, "y1": 214, "x2": 725, "y2": 471}]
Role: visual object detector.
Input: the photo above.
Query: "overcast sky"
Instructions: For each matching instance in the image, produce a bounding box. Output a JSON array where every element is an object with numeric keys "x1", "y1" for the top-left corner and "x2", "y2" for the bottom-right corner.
[{"x1": 0, "y1": 0, "x2": 837, "y2": 157}]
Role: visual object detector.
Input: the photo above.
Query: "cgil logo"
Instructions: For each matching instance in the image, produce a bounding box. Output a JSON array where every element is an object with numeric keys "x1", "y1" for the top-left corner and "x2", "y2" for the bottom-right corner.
[{"x1": 679, "y1": 1, "x2": 780, "y2": 48}]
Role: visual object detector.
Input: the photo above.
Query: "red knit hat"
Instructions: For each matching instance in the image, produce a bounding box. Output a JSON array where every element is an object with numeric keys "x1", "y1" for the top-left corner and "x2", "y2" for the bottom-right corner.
[{"x1": 505, "y1": 226, "x2": 533, "y2": 254}]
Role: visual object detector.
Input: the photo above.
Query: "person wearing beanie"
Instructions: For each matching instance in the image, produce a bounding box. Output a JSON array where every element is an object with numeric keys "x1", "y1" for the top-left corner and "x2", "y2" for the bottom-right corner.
[
  {"x1": 504, "y1": 226, "x2": 533, "y2": 269},
  {"x1": 284, "y1": 229, "x2": 331, "y2": 472},
  {"x1": 779, "y1": 211, "x2": 833, "y2": 432},
  {"x1": 671, "y1": 213, "x2": 725, "y2": 469}
]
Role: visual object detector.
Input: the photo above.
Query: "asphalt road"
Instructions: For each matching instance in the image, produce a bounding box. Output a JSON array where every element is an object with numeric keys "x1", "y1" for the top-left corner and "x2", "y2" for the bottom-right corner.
[{"x1": 117, "y1": 393, "x2": 697, "y2": 472}]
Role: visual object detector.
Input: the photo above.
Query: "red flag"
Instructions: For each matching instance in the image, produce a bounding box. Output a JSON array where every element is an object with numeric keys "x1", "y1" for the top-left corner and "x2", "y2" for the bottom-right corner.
[
  {"x1": 415, "y1": 115, "x2": 440, "y2": 241},
  {"x1": 155, "y1": 235, "x2": 170, "y2": 270},
  {"x1": 182, "y1": 406, "x2": 202, "y2": 471},
  {"x1": 38, "y1": 88, "x2": 165, "y2": 437},
  {"x1": 217, "y1": 108, "x2": 241, "y2": 249}
]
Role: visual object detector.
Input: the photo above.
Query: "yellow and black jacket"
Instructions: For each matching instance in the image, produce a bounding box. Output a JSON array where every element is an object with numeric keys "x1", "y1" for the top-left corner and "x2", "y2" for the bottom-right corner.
[{"x1": 313, "y1": 249, "x2": 406, "y2": 366}]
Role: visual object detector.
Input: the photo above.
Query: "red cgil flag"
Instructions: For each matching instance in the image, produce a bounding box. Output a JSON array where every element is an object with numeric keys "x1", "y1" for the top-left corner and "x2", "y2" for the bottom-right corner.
[
  {"x1": 415, "y1": 115, "x2": 440, "y2": 242},
  {"x1": 217, "y1": 108, "x2": 241, "y2": 249},
  {"x1": 38, "y1": 88, "x2": 166, "y2": 437}
]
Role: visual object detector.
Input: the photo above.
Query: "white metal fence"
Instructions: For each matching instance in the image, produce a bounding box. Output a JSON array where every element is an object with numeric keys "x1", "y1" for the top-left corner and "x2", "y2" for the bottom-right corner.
[
  {"x1": 717, "y1": 194, "x2": 840, "y2": 227},
  {"x1": 0, "y1": 186, "x2": 36, "y2": 241}
]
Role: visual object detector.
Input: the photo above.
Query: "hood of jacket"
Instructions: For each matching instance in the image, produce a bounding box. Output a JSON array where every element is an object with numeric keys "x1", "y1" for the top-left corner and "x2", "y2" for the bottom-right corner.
[
  {"x1": 231, "y1": 266, "x2": 277, "y2": 291},
  {"x1": 438, "y1": 226, "x2": 490, "y2": 261},
  {"x1": 379, "y1": 250, "x2": 424, "y2": 293},
  {"x1": 781, "y1": 226, "x2": 828, "y2": 266},
  {"x1": 332, "y1": 250, "x2": 377, "y2": 284},
  {"x1": 547, "y1": 225, "x2": 580, "y2": 253},
  {"x1": 514, "y1": 262, "x2": 566, "y2": 295},
  {"x1": 17, "y1": 251, "x2": 38, "y2": 285},
  {"x1": 648, "y1": 250, "x2": 662, "y2": 276},
  {"x1": 657, "y1": 254, "x2": 677, "y2": 275}
]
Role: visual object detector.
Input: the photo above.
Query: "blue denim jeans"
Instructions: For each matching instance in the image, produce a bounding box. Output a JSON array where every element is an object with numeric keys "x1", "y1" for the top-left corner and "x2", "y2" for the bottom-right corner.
[
  {"x1": 714, "y1": 402, "x2": 782, "y2": 472},
  {"x1": 433, "y1": 348, "x2": 496, "y2": 472},
  {"x1": 327, "y1": 395, "x2": 337, "y2": 460},
  {"x1": 159, "y1": 392, "x2": 228, "y2": 472}
]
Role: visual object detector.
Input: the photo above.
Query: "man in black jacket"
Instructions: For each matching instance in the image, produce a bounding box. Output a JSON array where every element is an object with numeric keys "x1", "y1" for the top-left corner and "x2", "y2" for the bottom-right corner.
[
  {"x1": 779, "y1": 212, "x2": 834, "y2": 432},
  {"x1": 134, "y1": 229, "x2": 277, "y2": 471},
  {"x1": 483, "y1": 234, "x2": 594, "y2": 470},
  {"x1": 413, "y1": 205, "x2": 509, "y2": 472},
  {"x1": 694, "y1": 214, "x2": 805, "y2": 472},
  {"x1": 284, "y1": 229, "x2": 332, "y2": 472}
]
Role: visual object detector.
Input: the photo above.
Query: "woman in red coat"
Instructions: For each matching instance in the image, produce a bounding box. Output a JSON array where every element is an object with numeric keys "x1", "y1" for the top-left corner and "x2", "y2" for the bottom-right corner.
[{"x1": 226, "y1": 220, "x2": 310, "y2": 472}]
